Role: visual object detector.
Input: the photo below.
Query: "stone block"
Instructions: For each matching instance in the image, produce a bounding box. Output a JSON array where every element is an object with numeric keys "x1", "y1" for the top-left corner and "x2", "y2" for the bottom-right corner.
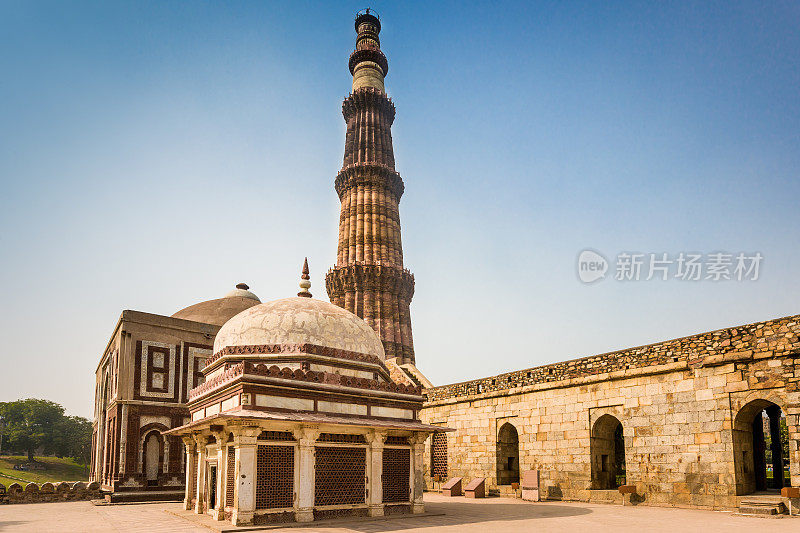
[
  {"x1": 6, "y1": 483, "x2": 22, "y2": 500},
  {"x1": 441, "y1": 477, "x2": 462, "y2": 496},
  {"x1": 55, "y1": 482, "x2": 71, "y2": 500},
  {"x1": 781, "y1": 487, "x2": 800, "y2": 498},
  {"x1": 464, "y1": 478, "x2": 485, "y2": 498},
  {"x1": 694, "y1": 432, "x2": 718, "y2": 445},
  {"x1": 521, "y1": 470, "x2": 540, "y2": 501}
]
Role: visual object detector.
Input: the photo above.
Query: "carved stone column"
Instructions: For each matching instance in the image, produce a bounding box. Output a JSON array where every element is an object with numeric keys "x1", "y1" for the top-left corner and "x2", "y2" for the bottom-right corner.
[
  {"x1": 211, "y1": 429, "x2": 227, "y2": 521},
  {"x1": 193, "y1": 433, "x2": 208, "y2": 514},
  {"x1": 231, "y1": 427, "x2": 260, "y2": 526},
  {"x1": 182, "y1": 437, "x2": 196, "y2": 511},
  {"x1": 293, "y1": 427, "x2": 320, "y2": 523},
  {"x1": 410, "y1": 433, "x2": 428, "y2": 514},
  {"x1": 366, "y1": 431, "x2": 386, "y2": 517}
]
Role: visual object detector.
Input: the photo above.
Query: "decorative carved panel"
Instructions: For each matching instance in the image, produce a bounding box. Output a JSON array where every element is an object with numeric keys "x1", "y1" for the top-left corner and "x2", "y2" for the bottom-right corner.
[
  {"x1": 317, "y1": 433, "x2": 366, "y2": 444},
  {"x1": 257, "y1": 431, "x2": 296, "y2": 442},
  {"x1": 135, "y1": 341, "x2": 178, "y2": 402}
]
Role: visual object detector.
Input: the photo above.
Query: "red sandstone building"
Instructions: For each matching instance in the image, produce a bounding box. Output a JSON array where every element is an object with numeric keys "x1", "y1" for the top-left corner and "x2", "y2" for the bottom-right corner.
[{"x1": 90, "y1": 285, "x2": 261, "y2": 499}]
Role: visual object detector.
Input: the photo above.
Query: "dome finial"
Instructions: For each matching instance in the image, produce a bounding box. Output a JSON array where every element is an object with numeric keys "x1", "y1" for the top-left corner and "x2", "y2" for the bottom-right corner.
[{"x1": 298, "y1": 257, "x2": 312, "y2": 298}]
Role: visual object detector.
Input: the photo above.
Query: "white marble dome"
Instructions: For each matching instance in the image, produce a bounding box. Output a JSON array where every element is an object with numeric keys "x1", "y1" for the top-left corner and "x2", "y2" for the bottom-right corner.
[{"x1": 213, "y1": 297, "x2": 386, "y2": 359}]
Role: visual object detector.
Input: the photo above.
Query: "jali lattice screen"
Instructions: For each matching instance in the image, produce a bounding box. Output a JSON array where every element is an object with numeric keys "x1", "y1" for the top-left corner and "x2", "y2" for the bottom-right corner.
[
  {"x1": 190, "y1": 457, "x2": 197, "y2": 499},
  {"x1": 225, "y1": 446, "x2": 235, "y2": 507},
  {"x1": 431, "y1": 432, "x2": 447, "y2": 478},
  {"x1": 382, "y1": 447, "x2": 410, "y2": 503},
  {"x1": 255, "y1": 445, "x2": 294, "y2": 509},
  {"x1": 314, "y1": 447, "x2": 366, "y2": 505}
]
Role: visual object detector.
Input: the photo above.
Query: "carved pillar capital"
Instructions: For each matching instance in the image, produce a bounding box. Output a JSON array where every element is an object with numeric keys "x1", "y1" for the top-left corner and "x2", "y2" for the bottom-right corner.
[
  {"x1": 191, "y1": 431, "x2": 209, "y2": 447},
  {"x1": 365, "y1": 430, "x2": 387, "y2": 448},
  {"x1": 409, "y1": 431, "x2": 430, "y2": 447},
  {"x1": 292, "y1": 426, "x2": 321, "y2": 448},
  {"x1": 182, "y1": 436, "x2": 197, "y2": 452},
  {"x1": 230, "y1": 425, "x2": 261, "y2": 446},
  {"x1": 209, "y1": 425, "x2": 227, "y2": 440}
]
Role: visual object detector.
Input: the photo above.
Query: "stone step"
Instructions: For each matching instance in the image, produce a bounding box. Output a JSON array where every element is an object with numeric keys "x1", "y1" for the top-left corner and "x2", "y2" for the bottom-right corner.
[
  {"x1": 588, "y1": 489, "x2": 623, "y2": 505},
  {"x1": 738, "y1": 501, "x2": 787, "y2": 516}
]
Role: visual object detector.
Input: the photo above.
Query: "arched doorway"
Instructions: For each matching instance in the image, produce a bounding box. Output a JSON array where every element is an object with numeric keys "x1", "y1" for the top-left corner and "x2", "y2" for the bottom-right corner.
[
  {"x1": 497, "y1": 423, "x2": 520, "y2": 485},
  {"x1": 591, "y1": 414, "x2": 625, "y2": 489},
  {"x1": 143, "y1": 432, "x2": 162, "y2": 486},
  {"x1": 733, "y1": 399, "x2": 790, "y2": 494}
]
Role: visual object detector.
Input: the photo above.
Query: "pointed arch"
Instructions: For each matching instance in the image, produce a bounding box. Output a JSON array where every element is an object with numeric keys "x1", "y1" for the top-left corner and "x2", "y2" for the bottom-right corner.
[
  {"x1": 733, "y1": 398, "x2": 791, "y2": 494},
  {"x1": 591, "y1": 414, "x2": 625, "y2": 490},
  {"x1": 497, "y1": 422, "x2": 520, "y2": 485},
  {"x1": 138, "y1": 423, "x2": 168, "y2": 486}
]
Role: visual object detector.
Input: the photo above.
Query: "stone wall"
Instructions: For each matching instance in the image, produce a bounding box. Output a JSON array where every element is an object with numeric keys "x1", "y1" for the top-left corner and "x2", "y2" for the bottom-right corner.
[
  {"x1": 0, "y1": 481, "x2": 101, "y2": 504},
  {"x1": 420, "y1": 314, "x2": 800, "y2": 510}
]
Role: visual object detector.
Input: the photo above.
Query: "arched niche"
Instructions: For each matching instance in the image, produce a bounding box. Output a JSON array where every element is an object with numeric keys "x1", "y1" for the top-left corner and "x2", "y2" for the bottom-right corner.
[
  {"x1": 591, "y1": 414, "x2": 625, "y2": 490},
  {"x1": 497, "y1": 422, "x2": 520, "y2": 485},
  {"x1": 733, "y1": 399, "x2": 791, "y2": 494}
]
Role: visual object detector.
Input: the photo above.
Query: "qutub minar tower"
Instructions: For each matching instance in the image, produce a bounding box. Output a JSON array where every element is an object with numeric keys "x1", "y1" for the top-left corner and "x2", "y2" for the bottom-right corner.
[{"x1": 326, "y1": 10, "x2": 416, "y2": 365}]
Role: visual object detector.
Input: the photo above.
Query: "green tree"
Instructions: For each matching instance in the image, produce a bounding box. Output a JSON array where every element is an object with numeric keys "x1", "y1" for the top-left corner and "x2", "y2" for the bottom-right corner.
[
  {"x1": 0, "y1": 399, "x2": 65, "y2": 462},
  {"x1": 54, "y1": 416, "x2": 93, "y2": 473}
]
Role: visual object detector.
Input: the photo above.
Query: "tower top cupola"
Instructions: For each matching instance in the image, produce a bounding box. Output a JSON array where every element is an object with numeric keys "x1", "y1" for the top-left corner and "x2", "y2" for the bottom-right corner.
[{"x1": 349, "y1": 9, "x2": 388, "y2": 92}]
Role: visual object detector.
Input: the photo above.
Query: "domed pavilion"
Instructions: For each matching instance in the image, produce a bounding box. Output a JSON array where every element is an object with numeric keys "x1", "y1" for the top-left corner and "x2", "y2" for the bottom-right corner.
[{"x1": 166, "y1": 261, "x2": 447, "y2": 526}]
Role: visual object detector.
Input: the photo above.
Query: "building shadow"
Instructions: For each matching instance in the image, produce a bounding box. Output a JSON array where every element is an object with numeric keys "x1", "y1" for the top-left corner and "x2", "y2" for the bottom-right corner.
[
  {"x1": 306, "y1": 500, "x2": 593, "y2": 532},
  {"x1": 0, "y1": 522, "x2": 28, "y2": 531}
]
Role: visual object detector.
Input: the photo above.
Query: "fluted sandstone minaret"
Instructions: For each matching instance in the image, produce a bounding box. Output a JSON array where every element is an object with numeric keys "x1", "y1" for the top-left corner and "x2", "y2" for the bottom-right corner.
[{"x1": 326, "y1": 10, "x2": 416, "y2": 365}]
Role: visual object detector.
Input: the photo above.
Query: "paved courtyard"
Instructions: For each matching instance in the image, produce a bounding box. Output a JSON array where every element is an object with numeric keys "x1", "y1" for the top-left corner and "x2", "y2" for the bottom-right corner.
[{"x1": 0, "y1": 493, "x2": 797, "y2": 532}]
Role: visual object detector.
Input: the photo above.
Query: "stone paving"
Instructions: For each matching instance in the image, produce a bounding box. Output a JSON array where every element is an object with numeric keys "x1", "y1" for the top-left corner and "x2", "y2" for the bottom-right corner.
[{"x1": 0, "y1": 494, "x2": 798, "y2": 532}]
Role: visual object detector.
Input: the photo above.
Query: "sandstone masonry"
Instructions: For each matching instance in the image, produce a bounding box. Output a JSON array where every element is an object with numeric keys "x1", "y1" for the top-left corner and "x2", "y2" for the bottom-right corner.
[{"x1": 420, "y1": 314, "x2": 800, "y2": 511}]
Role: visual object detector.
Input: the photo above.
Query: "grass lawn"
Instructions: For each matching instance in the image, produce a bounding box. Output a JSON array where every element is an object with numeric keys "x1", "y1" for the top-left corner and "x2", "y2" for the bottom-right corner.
[{"x1": 0, "y1": 455, "x2": 88, "y2": 488}]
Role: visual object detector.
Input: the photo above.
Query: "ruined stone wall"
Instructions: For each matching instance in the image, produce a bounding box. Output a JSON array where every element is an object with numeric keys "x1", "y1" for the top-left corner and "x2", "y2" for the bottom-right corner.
[
  {"x1": 420, "y1": 314, "x2": 800, "y2": 510},
  {"x1": 0, "y1": 481, "x2": 101, "y2": 505}
]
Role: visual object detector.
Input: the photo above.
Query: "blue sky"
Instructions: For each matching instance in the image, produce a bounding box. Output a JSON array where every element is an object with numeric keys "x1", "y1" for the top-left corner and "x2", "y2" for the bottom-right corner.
[{"x1": 1, "y1": 1, "x2": 798, "y2": 418}]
